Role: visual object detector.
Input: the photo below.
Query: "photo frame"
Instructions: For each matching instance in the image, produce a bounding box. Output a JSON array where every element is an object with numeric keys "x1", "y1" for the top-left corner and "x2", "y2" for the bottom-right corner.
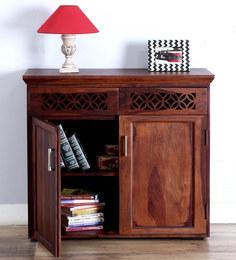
[{"x1": 148, "y1": 40, "x2": 190, "y2": 72}]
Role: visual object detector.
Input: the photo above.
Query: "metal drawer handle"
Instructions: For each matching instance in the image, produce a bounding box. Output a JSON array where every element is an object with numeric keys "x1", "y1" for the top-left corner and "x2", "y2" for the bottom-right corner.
[
  {"x1": 48, "y1": 148, "x2": 55, "y2": 172},
  {"x1": 121, "y1": 136, "x2": 128, "y2": 157}
]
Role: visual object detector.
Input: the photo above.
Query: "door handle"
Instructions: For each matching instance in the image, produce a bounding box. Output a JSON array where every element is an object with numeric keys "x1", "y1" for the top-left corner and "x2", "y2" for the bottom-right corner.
[
  {"x1": 48, "y1": 148, "x2": 55, "y2": 172},
  {"x1": 121, "y1": 136, "x2": 128, "y2": 157}
]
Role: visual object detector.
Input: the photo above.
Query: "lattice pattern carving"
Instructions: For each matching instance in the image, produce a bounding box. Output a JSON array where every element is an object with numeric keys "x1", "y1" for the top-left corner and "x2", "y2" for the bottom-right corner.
[
  {"x1": 40, "y1": 93, "x2": 108, "y2": 111},
  {"x1": 130, "y1": 92, "x2": 196, "y2": 111}
]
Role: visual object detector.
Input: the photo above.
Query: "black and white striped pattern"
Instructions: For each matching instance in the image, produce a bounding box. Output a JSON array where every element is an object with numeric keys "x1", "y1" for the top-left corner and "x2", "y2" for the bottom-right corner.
[{"x1": 148, "y1": 40, "x2": 190, "y2": 72}]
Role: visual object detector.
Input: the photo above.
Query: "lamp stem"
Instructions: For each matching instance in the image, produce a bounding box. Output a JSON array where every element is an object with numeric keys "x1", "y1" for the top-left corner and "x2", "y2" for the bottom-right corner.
[{"x1": 60, "y1": 34, "x2": 79, "y2": 73}]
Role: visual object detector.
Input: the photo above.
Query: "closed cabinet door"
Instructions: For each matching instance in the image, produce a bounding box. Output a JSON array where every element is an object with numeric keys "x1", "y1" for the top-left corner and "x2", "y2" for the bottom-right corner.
[
  {"x1": 32, "y1": 118, "x2": 61, "y2": 256},
  {"x1": 119, "y1": 116, "x2": 208, "y2": 236}
]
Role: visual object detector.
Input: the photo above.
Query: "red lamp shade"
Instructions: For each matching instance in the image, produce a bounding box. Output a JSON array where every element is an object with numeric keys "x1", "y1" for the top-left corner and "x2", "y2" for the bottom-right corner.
[{"x1": 37, "y1": 5, "x2": 99, "y2": 34}]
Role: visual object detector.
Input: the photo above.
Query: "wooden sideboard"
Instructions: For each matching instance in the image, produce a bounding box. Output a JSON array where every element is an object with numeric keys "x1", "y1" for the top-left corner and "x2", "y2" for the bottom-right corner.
[{"x1": 23, "y1": 68, "x2": 214, "y2": 257}]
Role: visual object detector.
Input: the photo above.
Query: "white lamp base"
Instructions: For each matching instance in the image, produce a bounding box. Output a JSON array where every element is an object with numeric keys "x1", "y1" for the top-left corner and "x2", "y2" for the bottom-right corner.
[
  {"x1": 60, "y1": 34, "x2": 79, "y2": 73},
  {"x1": 60, "y1": 67, "x2": 79, "y2": 73}
]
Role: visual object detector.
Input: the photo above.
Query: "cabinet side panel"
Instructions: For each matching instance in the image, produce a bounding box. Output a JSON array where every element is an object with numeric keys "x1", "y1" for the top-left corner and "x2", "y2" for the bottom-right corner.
[
  {"x1": 132, "y1": 121, "x2": 193, "y2": 228},
  {"x1": 27, "y1": 116, "x2": 34, "y2": 239}
]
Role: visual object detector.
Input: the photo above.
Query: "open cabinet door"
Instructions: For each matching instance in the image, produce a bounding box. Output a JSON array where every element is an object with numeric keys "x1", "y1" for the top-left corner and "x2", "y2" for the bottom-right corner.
[{"x1": 32, "y1": 117, "x2": 61, "y2": 257}]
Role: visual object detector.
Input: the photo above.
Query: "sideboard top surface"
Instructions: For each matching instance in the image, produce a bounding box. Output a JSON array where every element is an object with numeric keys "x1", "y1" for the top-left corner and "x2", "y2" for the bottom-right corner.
[{"x1": 23, "y1": 68, "x2": 214, "y2": 86}]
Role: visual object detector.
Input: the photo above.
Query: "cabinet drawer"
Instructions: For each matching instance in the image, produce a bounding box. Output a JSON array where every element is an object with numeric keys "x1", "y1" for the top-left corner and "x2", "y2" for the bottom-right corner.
[
  {"x1": 28, "y1": 87, "x2": 119, "y2": 117},
  {"x1": 120, "y1": 87, "x2": 208, "y2": 115}
]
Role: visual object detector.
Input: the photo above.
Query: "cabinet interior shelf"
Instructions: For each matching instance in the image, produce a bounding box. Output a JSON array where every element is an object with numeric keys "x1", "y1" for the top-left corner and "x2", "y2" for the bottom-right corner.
[
  {"x1": 62, "y1": 231, "x2": 118, "y2": 239},
  {"x1": 62, "y1": 171, "x2": 119, "y2": 177}
]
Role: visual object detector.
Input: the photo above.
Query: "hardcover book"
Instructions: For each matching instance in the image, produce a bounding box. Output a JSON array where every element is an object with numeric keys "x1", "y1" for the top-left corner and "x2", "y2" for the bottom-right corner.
[
  {"x1": 61, "y1": 203, "x2": 105, "y2": 217},
  {"x1": 61, "y1": 188, "x2": 98, "y2": 200},
  {"x1": 59, "y1": 124, "x2": 80, "y2": 170},
  {"x1": 66, "y1": 213, "x2": 104, "y2": 222},
  {"x1": 68, "y1": 134, "x2": 90, "y2": 170},
  {"x1": 60, "y1": 155, "x2": 65, "y2": 168},
  {"x1": 61, "y1": 202, "x2": 100, "y2": 207},
  {"x1": 61, "y1": 199, "x2": 99, "y2": 204},
  {"x1": 63, "y1": 225, "x2": 103, "y2": 232},
  {"x1": 62, "y1": 215, "x2": 104, "y2": 226},
  {"x1": 65, "y1": 219, "x2": 104, "y2": 227}
]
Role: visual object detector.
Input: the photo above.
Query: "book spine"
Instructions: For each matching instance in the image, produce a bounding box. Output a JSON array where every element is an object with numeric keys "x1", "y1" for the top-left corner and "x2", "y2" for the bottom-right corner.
[
  {"x1": 61, "y1": 202, "x2": 105, "y2": 211},
  {"x1": 61, "y1": 195, "x2": 96, "y2": 200},
  {"x1": 70, "y1": 207, "x2": 103, "y2": 217},
  {"x1": 62, "y1": 208, "x2": 98, "y2": 217},
  {"x1": 61, "y1": 199, "x2": 99, "y2": 204},
  {"x1": 59, "y1": 125, "x2": 80, "y2": 170},
  {"x1": 67, "y1": 213, "x2": 104, "y2": 222},
  {"x1": 64, "y1": 225, "x2": 103, "y2": 232},
  {"x1": 61, "y1": 202, "x2": 99, "y2": 208},
  {"x1": 68, "y1": 219, "x2": 104, "y2": 227},
  {"x1": 63, "y1": 206, "x2": 104, "y2": 217},
  {"x1": 68, "y1": 134, "x2": 90, "y2": 170},
  {"x1": 66, "y1": 217, "x2": 104, "y2": 225},
  {"x1": 60, "y1": 155, "x2": 65, "y2": 168},
  {"x1": 71, "y1": 202, "x2": 105, "y2": 209}
]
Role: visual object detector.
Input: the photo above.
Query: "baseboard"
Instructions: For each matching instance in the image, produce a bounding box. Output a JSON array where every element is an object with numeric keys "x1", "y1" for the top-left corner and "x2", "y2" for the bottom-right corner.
[{"x1": 0, "y1": 204, "x2": 27, "y2": 225}]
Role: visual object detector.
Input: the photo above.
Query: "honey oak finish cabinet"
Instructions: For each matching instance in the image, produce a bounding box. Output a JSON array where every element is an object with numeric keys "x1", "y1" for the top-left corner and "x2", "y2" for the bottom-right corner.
[{"x1": 23, "y1": 68, "x2": 214, "y2": 257}]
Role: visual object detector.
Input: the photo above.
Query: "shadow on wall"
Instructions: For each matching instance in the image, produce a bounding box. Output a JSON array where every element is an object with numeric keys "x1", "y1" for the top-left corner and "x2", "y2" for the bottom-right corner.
[
  {"x1": 7, "y1": 7, "x2": 51, "y2": 67},
  {"x1": 122, "y1": 42, "x2": 148, "y2": 68},
  {"x1": 0, "y1": 71, "x2": 27, "y2": 204}
]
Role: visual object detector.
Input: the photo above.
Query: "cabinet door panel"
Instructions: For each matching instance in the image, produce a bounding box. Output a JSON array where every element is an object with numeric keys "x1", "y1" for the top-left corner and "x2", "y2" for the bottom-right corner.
[
  {"x1": 120, "y1": 116, "x2": 206, "y2": 236},
  {"x1": 32, "y1": 118, "x2": 61, "y2": 256}
]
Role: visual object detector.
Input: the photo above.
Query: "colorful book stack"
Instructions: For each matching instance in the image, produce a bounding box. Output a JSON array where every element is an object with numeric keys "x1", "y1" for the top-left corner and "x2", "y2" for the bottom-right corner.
[
  {"x1": 61, "y1": 188, "x2": 105, "y2": 233},
  {"x1": 59, "y1": 124, "x2": 90, "y2": 171}
]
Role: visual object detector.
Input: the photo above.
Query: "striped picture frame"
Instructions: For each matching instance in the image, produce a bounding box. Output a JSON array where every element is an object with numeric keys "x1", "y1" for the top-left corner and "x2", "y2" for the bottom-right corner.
[{"x1": 148, "y1": 40, "x2": 190, "y2": 72}]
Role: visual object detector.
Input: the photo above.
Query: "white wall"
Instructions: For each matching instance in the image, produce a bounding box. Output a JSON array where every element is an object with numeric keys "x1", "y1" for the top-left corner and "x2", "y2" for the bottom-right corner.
[{"x1": 0, "y1": 0, "x2": 235, "y2": 224}]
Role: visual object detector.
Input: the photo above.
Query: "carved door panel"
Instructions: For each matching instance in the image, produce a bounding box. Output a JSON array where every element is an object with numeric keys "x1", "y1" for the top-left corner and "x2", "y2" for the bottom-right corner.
[{"x1": 120, "y1": 116, "x2": 207, "y2": 236}]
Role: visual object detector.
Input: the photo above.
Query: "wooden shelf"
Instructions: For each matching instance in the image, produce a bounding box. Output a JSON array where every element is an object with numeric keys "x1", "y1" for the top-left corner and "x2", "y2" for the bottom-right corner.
[
  {"x1": 62, "y1": 231, "x2": 118, "y2": 239},
  {"x1": 62, "y1": 171, "x2": 119, "y2": 177}
]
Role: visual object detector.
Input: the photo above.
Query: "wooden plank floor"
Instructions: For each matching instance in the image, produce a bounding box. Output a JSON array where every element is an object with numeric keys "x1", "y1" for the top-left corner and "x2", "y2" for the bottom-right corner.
[{"x1": 0, "y1": 225, "x2": 235, "y2": 259}]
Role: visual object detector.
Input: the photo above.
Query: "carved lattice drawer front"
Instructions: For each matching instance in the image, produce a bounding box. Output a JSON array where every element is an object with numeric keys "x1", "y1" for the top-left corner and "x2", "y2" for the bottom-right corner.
[
  {"x1": 29, "y1": 88, "x2": 119, "y2": 116},
  {"x1": 120, "y1": 88, "x2": 207, "y2": 115}
]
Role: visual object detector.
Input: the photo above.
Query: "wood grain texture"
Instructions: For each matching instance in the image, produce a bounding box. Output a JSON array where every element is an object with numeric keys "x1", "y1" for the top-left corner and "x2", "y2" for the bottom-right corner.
[
  {"x1": 132, "y1": 121, "x2": 193, "y2": 228},
  {"x1": 120, "y1": 116, "x2": 207, "y2": 236},
  {"x1": 23, "y1": 68, "x2": 214, "y2": 86},
  {"x1": 0, "y1": 225, "x2": 236, "y2": 259},
  {"x1": 32, "y1": 118, "x2": 61, "y2": 256}
]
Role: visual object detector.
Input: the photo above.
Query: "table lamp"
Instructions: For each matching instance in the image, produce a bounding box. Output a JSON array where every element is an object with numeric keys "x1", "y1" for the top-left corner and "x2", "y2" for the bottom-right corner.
[{"x1": 37, "y1": 5, "x2": 99, "y2": 73}]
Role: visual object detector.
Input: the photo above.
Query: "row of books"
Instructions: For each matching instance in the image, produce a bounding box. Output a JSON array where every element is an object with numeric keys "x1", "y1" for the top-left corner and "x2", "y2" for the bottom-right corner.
[
  {"x1": 61, "y1": 188, "x2": 105, "y2": 233},
  {"x1": 59, "y1": 124, "x2": 90, "y2": 171}
]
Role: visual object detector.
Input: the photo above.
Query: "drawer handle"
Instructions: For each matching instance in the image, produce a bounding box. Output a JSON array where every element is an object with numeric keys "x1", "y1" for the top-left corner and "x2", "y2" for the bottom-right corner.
[
  {"x1": 48, "y1": 148, "x2": 55, "y2": 172},
  {"x1": 121, "y1": 136, "x2": 128, "y2": 157}
]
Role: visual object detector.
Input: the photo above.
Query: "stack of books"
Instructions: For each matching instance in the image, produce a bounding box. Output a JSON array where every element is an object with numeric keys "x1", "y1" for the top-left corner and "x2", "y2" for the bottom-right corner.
[
  {"x1": 61, "y1": 188, "x2": 105, "y2": 233},
  {"x1": 59, "y1": 124, "x2": 90, "y2": 171}
]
